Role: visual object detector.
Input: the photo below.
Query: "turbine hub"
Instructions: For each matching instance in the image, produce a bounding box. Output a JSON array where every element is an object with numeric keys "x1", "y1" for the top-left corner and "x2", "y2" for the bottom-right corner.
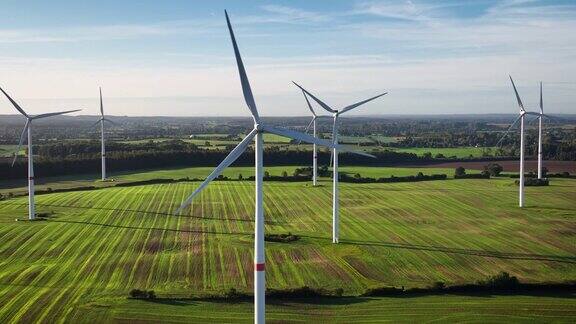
[{"x1": 254, "y1": 123, "x2": 262, "y2": 131}]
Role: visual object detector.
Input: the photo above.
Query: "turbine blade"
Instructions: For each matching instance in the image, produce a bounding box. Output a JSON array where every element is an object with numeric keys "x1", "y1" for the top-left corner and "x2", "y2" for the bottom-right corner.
[
  {"x1": 496, "y1": 115, "x2": 521, "y2": 147},
  {"x1": 292, "y1": 82, "x2": 336, "y2": 113},
  {"x1": 331, "y1": 116, "x2": 337, "y2": 144},
  {"x1": 103, "y1": 118, "x2": 118, "y2": 125},
  {"x1": 175, "y1": 128, "x2": 257, "y2": 214},
  {"x1": 0, "y1": 86, "x2": 28, "y2": 117},
  {"x1": 539, "y1": 82, "x2": 543, "y2": 114},
  {"x1": 296, "y1": 117, "x2": 316, "y2": 145},
  {"x1": 340, "y1": 92, "x2": 387, "y2": 114},
  {"x1": 12, "y1": 120, "x2": 30, "y2": 167},
  {"x1": 33, "y1": 109, "x2": 81, "y2": 119},
  {"x1": 524, "y1": 111, "x2": 542, "y2": 117},
  {"x1": 338, "y1": 147, "x2": 376, "y2": 158},
  {"x1": 302, "y1": 90, "x2": 316, "y2": 117},
  {"x1": 509, "y1": 75, "x2": 524, "y2": 111},
  {"x1": 304, "y1": 117, "x2": 315, "y2": 135},
  {"x1": 89, "y1": 118, "x2": 103, "y2": 128},
  {"x1": 225, "y1": 10, "x2": 259, "y2": 122},
  {"x1": 262, "y1": 125, "x2": 335, "y2": 148},
  {"x1": 99, "y1": 87, "x2": 104, "y2": 117},
  {"x1": 330, "y1": 116, "x2": 337, "y2": 168}
]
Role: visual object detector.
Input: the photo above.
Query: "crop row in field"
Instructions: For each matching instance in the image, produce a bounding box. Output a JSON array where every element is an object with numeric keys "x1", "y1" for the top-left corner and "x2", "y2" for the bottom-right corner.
[{"x1": 0, "y1": 177, "x2": 574, "y2": 322}]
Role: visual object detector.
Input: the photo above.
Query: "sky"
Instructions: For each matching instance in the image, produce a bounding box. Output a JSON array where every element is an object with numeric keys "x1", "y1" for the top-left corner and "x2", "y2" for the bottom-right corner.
[{"x1": 0, "y1": 0, "x2": 575, "y2": 117}]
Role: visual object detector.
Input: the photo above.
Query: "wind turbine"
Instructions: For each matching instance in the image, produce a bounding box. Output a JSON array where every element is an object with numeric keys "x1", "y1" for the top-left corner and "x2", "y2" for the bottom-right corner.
[
  {"x1": 174, "y1": 11, "x2": 346, "y2": 324},
  {"x1": 292, "y1": 82, "x2": 387, "y2": 243},
  {"x1": 496, "y1": 76, "x2": 542, "y2": 207},
  {"x1": 299, "y1": 90, "x2": 330, "y2": 186},
  {"x1": 93, "y1": 87, "x2": 115, "y2": 181},
  {"x1": 537, "y1": 82, "x2": 544, "y2": 179},
  {"x1": 0, "y1": 86, "x2": 80, "y2": 220}
]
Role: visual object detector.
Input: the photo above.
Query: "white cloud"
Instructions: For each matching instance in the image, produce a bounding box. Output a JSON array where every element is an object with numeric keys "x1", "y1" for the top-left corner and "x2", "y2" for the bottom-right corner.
[{"x1": 259, "y1": 4, "x2": 329, "y2": 23}]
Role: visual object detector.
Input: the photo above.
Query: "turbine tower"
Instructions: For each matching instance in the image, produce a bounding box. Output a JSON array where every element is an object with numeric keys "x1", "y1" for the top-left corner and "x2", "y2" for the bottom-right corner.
[
  {"x1": 0, "y1": 86, "x2": 80, "y2": 220},
  {"x1": 292, "y1": 82, "x2": 386, "y2": 243},
  {"x1": 537, "y1": 82, "x2": 544, "y2": 179},
  {"x1": 93, "y1": 87, "x2": 115, "y2": 181},
  {"x1": 175, "y1": 11, "x2": 343, "y2": 324}
]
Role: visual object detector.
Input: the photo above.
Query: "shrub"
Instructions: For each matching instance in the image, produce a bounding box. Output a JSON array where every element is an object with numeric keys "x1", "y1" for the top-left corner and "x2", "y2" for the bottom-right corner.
[
  {"x1": 266, "y1": 286, "x2": 330, "y2": 298},
  {"x1": 265, "y1": 232, "x2": 299, "y2": 243},
  {"x1": 238, "y1": 173, "x2": 243, "y2": 180},
  {"x1": 484, "y1": 163, "x2": 503, "y2": 176},
  {"x1": 129, "y1": 289, "x2": 156, "y2": 299},
  {"x1": 455, "y1": 172, "x2": 490, "y2": 179},
  {"x1": 223, "y1": 288, "x2": 246, "y2": 299},
  {"x1": 477, "y1": 271, "x2": 519, "y2": 290},
  {"x1": 455, "y1": 166, "x2": 466, "y2": 177},
  {"x1": 517, "y1": 178, "x2": 549, "y2": 186},
  {"x1": 430, "y1": 281, "x2": 446, "y2": 291}
]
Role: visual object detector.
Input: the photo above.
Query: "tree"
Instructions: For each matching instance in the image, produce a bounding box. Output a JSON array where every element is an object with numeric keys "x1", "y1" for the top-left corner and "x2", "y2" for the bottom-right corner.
[
  {"x1": 282, "y1": 171, "x2": 288, "y2": 177},
  {"x1": 354, "y1": 173, "x2": 362, "y2": 179},
  {"x1": 238, "y1": 173, "x2": 243, "y2": 180},
  {"x1": 423, "y1": 152, "x2": 432, "y2": 159},
  {"x1": 455, "y1": 166, "x2": 466, "y2": 176},
  {"x1": 264, "y1": 171, "x2": 270, "y2": 178},
  {"x1": 541, "y1": 166, "x2": 548, "y2": 177},
  {"x1": 484, "y1": 163, "x2": 503, "y2": 176}
]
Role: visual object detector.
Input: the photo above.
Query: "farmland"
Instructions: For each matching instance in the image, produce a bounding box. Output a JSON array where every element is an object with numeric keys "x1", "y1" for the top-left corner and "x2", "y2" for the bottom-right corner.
[{"x1": 0, "y1": 173, "x2": 574, "y2": 322}]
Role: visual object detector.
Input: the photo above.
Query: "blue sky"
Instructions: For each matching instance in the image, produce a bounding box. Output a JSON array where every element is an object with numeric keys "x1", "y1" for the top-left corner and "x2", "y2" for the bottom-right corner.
[{"x1": 0, "y1": 0, "x2": 575, "y2": 116}]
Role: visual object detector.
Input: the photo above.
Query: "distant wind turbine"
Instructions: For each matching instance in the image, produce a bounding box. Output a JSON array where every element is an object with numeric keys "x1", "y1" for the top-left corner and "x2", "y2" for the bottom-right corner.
[
  {"x1": 174, "y1": 11, "x2": 345, "y2": 324},
  {"x1": 92, "y1": 87, "x2": 116, "y2": 181},
  {"x1": 0, "y1": 86, "x2": 80, "y2": 220},
  {"x1": 537, "y1": 82, "x2": 544, "y2": 179},
  {"x1": 496, "y1": 76, "x2": 544, "y2": 207},
  {"x1": 292, "y1": 82, "x2": 386, "y2": 243},
  {"x1": 299, "y1": 90, "x2": 331, "y2": 186}
]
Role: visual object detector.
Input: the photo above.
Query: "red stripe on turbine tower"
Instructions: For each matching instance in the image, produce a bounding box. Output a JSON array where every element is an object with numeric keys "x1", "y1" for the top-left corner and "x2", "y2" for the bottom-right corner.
[
  {"x1": 255, "y1": 263, "x2": 265, "y2": 271},
  {"x1": 28, "y1": 177, "x2": 34, "y2": 180}
]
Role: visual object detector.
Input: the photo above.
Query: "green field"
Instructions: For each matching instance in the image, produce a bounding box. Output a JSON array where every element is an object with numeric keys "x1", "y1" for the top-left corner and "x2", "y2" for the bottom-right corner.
[
  {"x1": 390, "y1": 146, "x2": 496, "y2": 158},
  {"x1": 0, "y1": 145, "x2": 24, "y2": 158},
  {"x1": 0, "y1": 172, "x2": 574, "y2": 322}
]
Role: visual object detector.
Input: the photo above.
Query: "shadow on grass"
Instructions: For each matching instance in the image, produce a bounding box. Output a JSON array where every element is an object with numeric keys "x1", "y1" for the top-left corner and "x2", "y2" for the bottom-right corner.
[
  {"x1": 339, "y1": 239, "x2": 576, "y2": 264},
  {"x1": 8, "y1": 201, "x2": 284, "y2": 225},
  {"x1": 133, "y1": 291, "x2": 575, "y2": 308},
  {"x1": 50, "y1": 219, "x2": 250, "y2": 237}
]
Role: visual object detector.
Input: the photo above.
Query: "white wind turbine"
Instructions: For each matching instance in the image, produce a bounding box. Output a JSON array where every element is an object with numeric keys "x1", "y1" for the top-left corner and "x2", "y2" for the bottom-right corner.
[
  {"x1": 0, "y1": 86, "x2": 80, "y2": 220},
  {"x1": 292, "y1": 82, "x2": 386, "y2": 243},
  {"x1": 174, "y1": 11, "x2": 347, "y2": 324},
  {"x1": 299, "y1": 90, "x2": 331, "y2": 186},
  {"x1": 92, "y1": 87, "x2": 115, "y2": 181},
  {"x1": 497, "y1": 76, "x2": 543, "y2": 207},
  {"x1": 537, "y1": 82, "x2": 544, "y2": 179}
]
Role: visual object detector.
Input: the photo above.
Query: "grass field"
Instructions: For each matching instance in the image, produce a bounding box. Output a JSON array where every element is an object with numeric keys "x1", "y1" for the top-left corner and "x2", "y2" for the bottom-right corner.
[
  {"x1": 389, "y1": 146, "x2": 496, "y2": 158},
  {"x1": 0, "y1": 174, "x2": 574, "y2": 322}
]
